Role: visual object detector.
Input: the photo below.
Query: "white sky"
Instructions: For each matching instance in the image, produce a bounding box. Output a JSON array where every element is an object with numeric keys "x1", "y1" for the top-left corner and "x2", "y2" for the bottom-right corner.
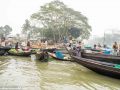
[{"x1": 0, "y1": 0, "x2": 120, "y2": 36}]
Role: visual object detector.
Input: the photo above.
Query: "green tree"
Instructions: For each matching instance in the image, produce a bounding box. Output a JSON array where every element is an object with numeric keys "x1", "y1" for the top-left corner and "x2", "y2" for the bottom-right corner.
[
  {"x1": 0, "y1": 27, "x2": 4, "y2": 37},
  {"x1": 4, "y1": 25, "x2": 12, "y2": 37},
  {"x1": 31, "y1": 0, "x2": 91, "y2": 42},
  {"x1": 22, "y1": 19, "x2": 31, "y2": 39},
  {"x1": 68, "y1": 27, "x2": 82, "y2": 38},
  {"x1": 22, "y1": 19, "x2": 31, "y2": 34},
  {"x1": 0, "y1": 25, "x2": 12, "y2": 38}
]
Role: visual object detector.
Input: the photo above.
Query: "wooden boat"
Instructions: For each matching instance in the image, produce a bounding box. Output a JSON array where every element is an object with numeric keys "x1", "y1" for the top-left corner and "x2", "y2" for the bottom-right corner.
[
  {"x1": 41, "y1": 48, "x2": 56, "y2": 53},
  {"x1": 81, "y1": 51, "x2": 120, "y2": 64},
  {"x1": 66, "y1": 47, "x2": 120, "y2": 79},
  {"x1": 48, "y1": 52, "x2": 73, "y2": 62},
  {"x1": 0, "y1": 46, "x2": 11, "y2": 55},
  {"x1": 64, "y1": 44, "x2": 120, "y2": 64},
  {"x1": 8, "y1": 49, "x2": 31, "y2": 57},
  {"x1": 71, "y1": 55, "x2": 120, "y2": 79},
  {"x1": 36, "y1": 51, "x2": 49, "y2": 62}
]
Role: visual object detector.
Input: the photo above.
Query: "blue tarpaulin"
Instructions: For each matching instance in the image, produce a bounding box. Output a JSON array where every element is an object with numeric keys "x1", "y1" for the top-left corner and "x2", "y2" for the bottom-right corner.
[{"x1": 55, "y1": 51, "x2": 64, "y2": 59}]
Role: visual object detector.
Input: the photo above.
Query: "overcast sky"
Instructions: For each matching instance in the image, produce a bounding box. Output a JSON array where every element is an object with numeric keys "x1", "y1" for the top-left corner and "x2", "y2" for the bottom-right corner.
[{"x1": 0, "y1": 0, "x2": 120, "y2": 36}]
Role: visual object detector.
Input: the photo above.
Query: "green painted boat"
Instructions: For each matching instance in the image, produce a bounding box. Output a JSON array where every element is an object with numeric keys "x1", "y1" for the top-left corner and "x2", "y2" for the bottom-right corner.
[{"x1": 8, "y1": 49, "x2": 31, "y2": 57}]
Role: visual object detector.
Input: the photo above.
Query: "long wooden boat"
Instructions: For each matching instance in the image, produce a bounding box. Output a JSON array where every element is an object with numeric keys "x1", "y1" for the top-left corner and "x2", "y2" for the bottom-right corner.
[
  {"x1": 0, "y1": 46, "x2": 11, "y2": 55},
  {"x1": 8, "y1": 52, "x2": 31, "y2": 57},
  {"x1": 8, "y1": 49, "x2": 31, "y2": 57},
  {"x1": 81, "y1": 52, "x2": 120, "y2": 64},
  {"x1": 48, "y1": 52, "x2": 73, "y2": 62},
  {"x1": 65, "y1": 46, "x2": 120, "y2": 79},
  {"x1": 72, "y1": 55, "x2": 120, "y2": 79}
]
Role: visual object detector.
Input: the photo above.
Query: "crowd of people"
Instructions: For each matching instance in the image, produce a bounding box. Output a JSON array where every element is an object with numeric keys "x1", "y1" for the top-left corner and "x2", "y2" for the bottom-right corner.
[
  {"x1": 0, "y1": 37, "x2": 31, "y2": 52},
  {"x1": 0, "y1": 37, "x2": 12, "y2": 47},
  {"x1": 93, "y1": 42, "x2": 120, "y2": 55},
  {"x1": 15, "y1": 41, "x2": 31, "y2": 52},
  {"x1": 67, "y1": 41, "x2": 83, "y2": 56},
  {"x1": 67, "y1": 40, "x2": 120, "y2": 56}
]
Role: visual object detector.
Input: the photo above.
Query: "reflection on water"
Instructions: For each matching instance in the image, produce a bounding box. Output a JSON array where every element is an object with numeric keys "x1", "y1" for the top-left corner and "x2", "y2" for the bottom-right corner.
[{"x1": 0, "y1": 56, "x2": 120, "y2": 90}]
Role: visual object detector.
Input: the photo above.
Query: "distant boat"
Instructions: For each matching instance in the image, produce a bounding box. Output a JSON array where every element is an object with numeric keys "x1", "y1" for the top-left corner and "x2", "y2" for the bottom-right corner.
[{"x1": 8, "y1": 49, "x2": 31, "y2": 57}]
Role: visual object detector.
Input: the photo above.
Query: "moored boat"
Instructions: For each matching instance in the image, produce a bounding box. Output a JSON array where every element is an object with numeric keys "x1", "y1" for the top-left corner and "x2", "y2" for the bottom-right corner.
[
  {"x1": 8, "y1": 49, "x2": 31, "y2": 57},
  {"x1": 36, "y1": 51, "x2": 49, "y2": 62},
  {"x1": 81, "y1": 51, "x2": 120, "y2": 64},
  {"x1": 66, "y1": 47, "x2": 120, "y2": 79},
  {"x1": 72, "y1": 55, "x2": 120, "y2": 79},
  {"x1": 0, "y1": 46, "x2": 11, "y2": 55},
  {"x1": 48, "y1": 52, "x2": 73, "y2": 61}
]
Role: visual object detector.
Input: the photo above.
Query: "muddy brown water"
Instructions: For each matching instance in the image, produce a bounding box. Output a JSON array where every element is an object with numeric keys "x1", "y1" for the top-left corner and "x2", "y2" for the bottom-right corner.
[{"x1": 0, "y1": 56, "x2": 120, "y2": 90}]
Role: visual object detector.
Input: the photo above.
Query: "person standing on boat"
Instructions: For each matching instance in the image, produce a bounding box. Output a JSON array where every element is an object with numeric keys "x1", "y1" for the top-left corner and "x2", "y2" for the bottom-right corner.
[
  {"x1": 76, "y1": 41, "x2": 82, "y2": 56},
  {"x1": 112, "y1": 42, "x2": 118, "y2": 55}
]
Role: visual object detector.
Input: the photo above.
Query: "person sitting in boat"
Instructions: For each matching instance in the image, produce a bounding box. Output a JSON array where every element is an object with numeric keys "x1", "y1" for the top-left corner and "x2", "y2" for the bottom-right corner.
[
  {"x1": 22, "y1": 41, "x2": 31, "y2": 52},
  {"x1": 97, "y1": 43, "x2": 102, "y2": 50},
  {"x1": 27, "y1": 41, "x2": 31, "y2": 49},
  {"x1": 102, "y1": 45, "x2": 111, "y2": 55},
  {"x1": 15, "y1": 42, "x2": 27, "y2": 52},
  {"x1": 15, "y1": 42, "x2": 19, "y2": 52},
  {"x1": 112, "y1": 42, "x2": 118, "y2": 55}
]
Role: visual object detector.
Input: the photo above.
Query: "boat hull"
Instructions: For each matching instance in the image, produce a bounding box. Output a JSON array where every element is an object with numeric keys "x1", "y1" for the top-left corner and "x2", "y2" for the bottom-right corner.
[
  {"x1": 0, "y1": 46, "x2": 11, "y2": 55},
  {"x1": 82, "y1": 52, "x2": 120, "y2": 64},
  {"x1": 72, "y1": 56, "x2": 120, "y2": 79},
  {"x1": 65, "y1": 46, "x2": 120, "y2": 79},
  {"x1": 48, "y1": 52, "x2": 73, "y2": 61}
]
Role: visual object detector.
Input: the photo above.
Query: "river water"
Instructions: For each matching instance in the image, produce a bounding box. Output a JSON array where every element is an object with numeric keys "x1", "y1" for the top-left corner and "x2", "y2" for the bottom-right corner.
[{"x1": 0, "y1": 56, "x2": 120, "y2": 90}]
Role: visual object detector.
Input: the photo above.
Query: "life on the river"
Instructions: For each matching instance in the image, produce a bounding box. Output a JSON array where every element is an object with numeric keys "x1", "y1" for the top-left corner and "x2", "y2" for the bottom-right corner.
[{"x1": 0, "y1": 0, "x2": 120, "y2": 90}]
